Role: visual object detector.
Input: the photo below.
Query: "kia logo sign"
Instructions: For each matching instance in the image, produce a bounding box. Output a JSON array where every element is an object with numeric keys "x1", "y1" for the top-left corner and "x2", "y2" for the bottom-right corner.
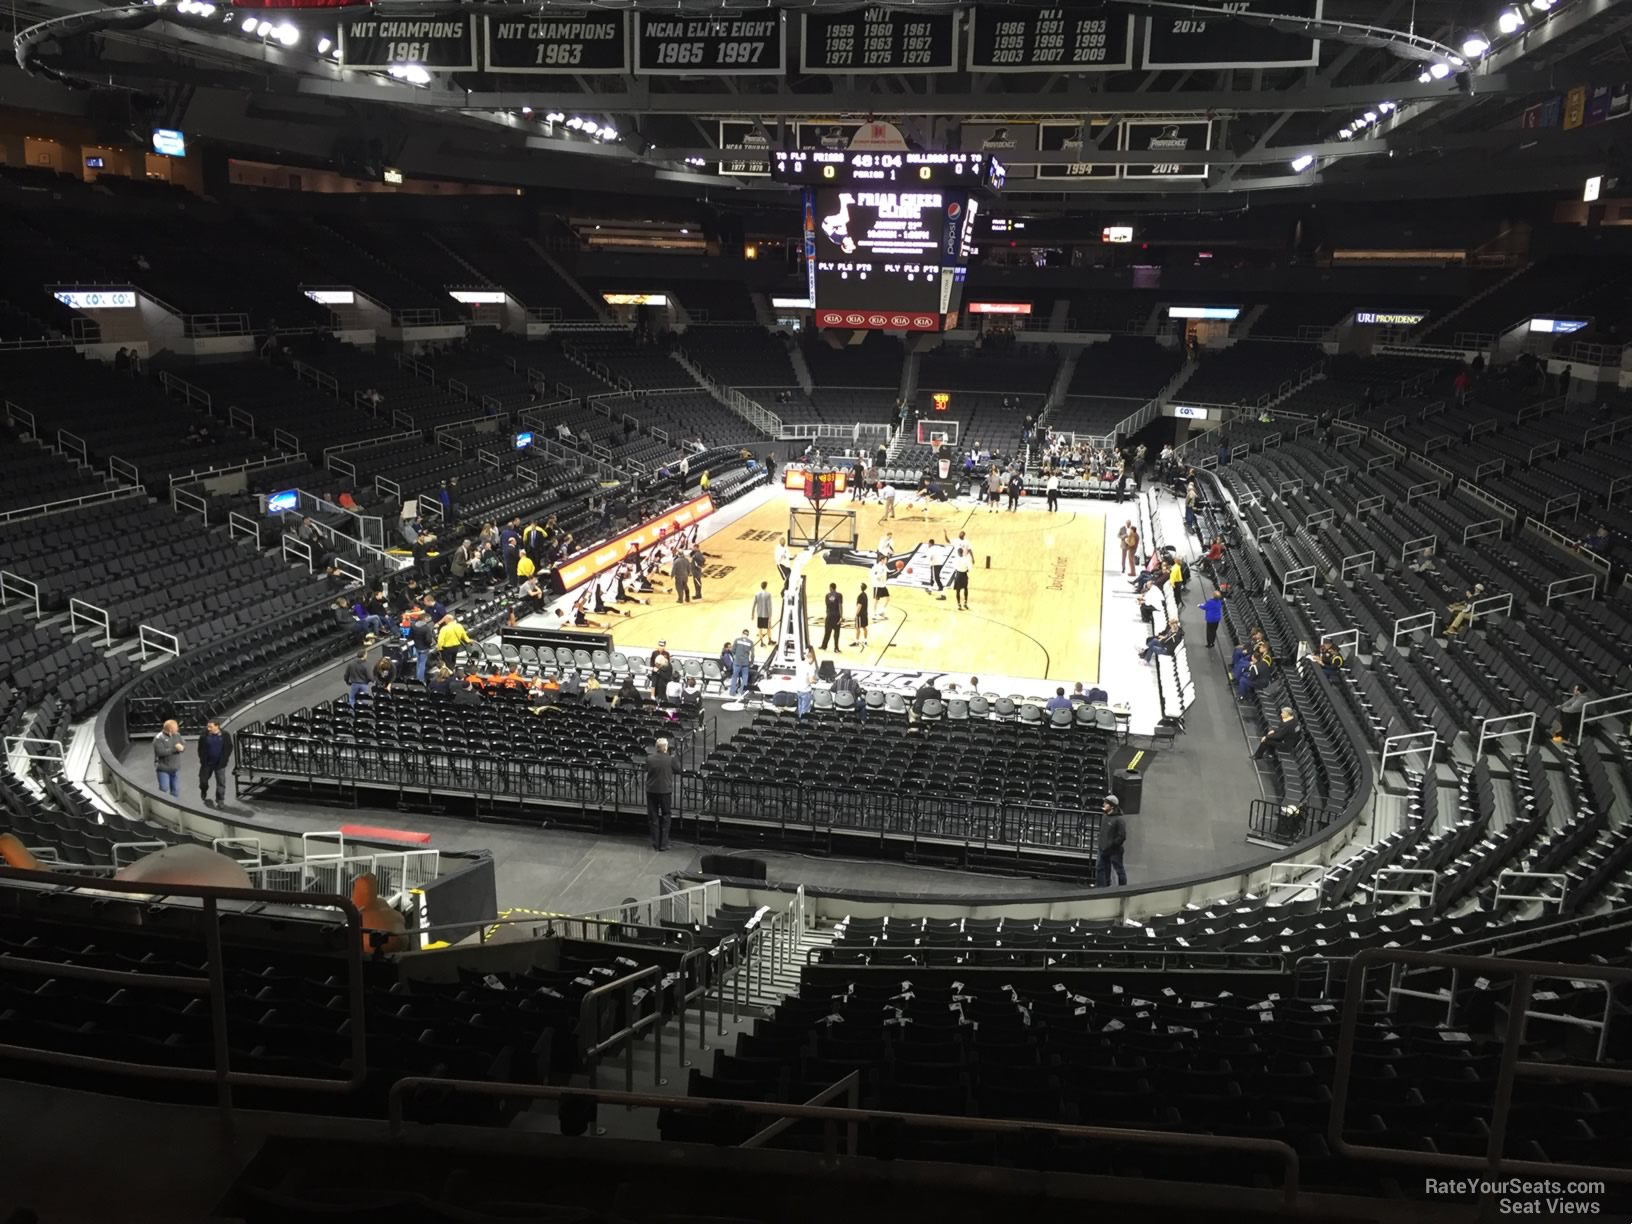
[
  {"x1": 846, "y1": 312, "x2": 866, "y2": 325},
  {"x1": 914, "y1": 315, "x2": 935, "y2": 329},
  {"x1": 890, "y1": 314, "x2": 911, "y2": 327},
  {"x1": 868, "y1": 314, "x2": 888, "y2": 326}
]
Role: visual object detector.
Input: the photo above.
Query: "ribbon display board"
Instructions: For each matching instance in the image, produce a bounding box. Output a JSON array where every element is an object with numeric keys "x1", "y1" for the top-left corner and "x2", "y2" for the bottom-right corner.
[{"x1": 801, "y1": 10, "x2": 959, "y2": 73}]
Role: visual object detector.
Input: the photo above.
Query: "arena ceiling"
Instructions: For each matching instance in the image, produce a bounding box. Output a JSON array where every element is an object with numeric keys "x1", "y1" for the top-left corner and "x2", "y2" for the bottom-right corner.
[{"x1": 8, "y1": 0, "x2": 1632, "y2": 205}]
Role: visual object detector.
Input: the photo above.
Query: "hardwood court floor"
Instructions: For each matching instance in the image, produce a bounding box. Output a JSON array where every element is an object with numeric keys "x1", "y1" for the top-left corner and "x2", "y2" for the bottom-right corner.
[{"x1": 600, "y1": 496, "x2": 1107, "y2": 683}]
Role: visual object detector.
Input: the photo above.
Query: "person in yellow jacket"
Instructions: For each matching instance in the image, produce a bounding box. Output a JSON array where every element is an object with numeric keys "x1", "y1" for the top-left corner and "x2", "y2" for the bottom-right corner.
[
  {"x1": 699, "y1": 470, "x2": 711, "y2": 495},
  {"x1": 435, "y1": 614, "x2": 471, "y2": 668}
]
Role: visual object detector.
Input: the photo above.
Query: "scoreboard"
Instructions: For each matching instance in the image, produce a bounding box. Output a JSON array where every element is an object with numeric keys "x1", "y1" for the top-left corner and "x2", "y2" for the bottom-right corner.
[{"x1": 773, "y1": 150, "x2": 1004, "y2": 190}]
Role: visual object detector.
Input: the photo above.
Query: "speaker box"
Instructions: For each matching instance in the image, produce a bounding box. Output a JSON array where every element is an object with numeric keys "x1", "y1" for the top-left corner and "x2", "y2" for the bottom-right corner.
[{"x1": 700, "y1": 854, "x2": 768, "y2": 882}]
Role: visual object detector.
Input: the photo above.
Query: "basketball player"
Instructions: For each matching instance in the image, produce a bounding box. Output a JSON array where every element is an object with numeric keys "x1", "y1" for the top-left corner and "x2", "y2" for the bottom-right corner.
[
  {"x1": 752, "y1": 580, "x2": 775, "y2": 647},
  {"x1": 925, "y1": 537, "x2": 947, "y2": 601},
  {"x1": 851, "y1": 583, "x2": 870, "y2": 649},
  {"x1": 986, "y1": 467, "x2": 1003, "y2": 513},
  {"x1": 774, "y1": 540, "x2": 792, "y2": 583},
  {"x1": 951, "y1": 544, "x2": 972, "y2": 610},
  {"x1": 877, "y1": 530, "x2": 895, "y2": 562},
  {"x1": 870, "y1": 557, "x2": 891, "y2": 622},
  {"x1": 880, "y1": 482, "x2": 896, "y2": 520}
]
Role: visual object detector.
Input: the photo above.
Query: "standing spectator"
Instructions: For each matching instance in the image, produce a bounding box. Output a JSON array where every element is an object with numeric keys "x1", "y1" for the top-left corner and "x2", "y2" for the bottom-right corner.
[
  {"x1": 650, "y1": 644, "x2": 675, "y2": 702},
  {"x1": 152, "y1": 719, "x2": 185, "y2": 797},
  {"x1": 645, "y1": 738, "x2": 676, "y2": 851},
  {"x1": 753, "y1": 581, "x2": 775, "y2": 646},
  {"x1": 1045, "y1": 471, "x2": 1060, "y2": 513},
  {"x1": 671, "y1": 549, "x2": 692, "y2": 604},
  {"x1": 795, "y1": 647, "x2": 818, "y2": 719},
  {"x1": 880, "y1": 482, "x2": 897, "y2": 520},
  {"x1": 435, "y1": 614, "x2": 471, "y2": 668},
  {"x1": 986, "y1": 467, "x2": 1003, "y2": 513},
  {"x1": 1006, "y1": 468, "x2": 1023, "y2": 512},
  {"x1": 1096, "y1": 795, "x2": 1127, "y2": 887},
  {"x1": 344, "y1": 648, "x2": 373, "y2": 706},
  {"x1": 819, "y1": 582, "x2": 844, "y2": 650},
  {"x1": 1200, "y1": 589, "x2": 1224, "y2": 648},
  {"x1": 195, "y1": 720, "x2": 233, "y2": 807},
  {"x1": 409, "y1": 614, "x2": 437, "y2": 683},
  {"x1": 729, "y1": 629, "x2": 754, "y2": 697},
  {"x1": 1118, "y1": 521, "x2": 1140, "y2": 577}
]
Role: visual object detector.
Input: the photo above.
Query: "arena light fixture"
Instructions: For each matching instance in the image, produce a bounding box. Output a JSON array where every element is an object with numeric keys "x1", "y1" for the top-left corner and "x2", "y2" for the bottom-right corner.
[
  {"x1": 546, "y1": 111, "x2": 565, "y2": 123},
  {"x1": 240, "y1": 14, "x2": 256, "y2": 30},
  {"x1": 254, "y1": 19, "x2": 271, "y2": 35},
  {"x1": 1337, "y1": 127, "x2": 1354, "y2": 140},
  {"x1": 520, "y1": 106, "x2": 532, "y2": 116},
  {"x1": 1363, "y1": 110, "x2": 1377, "y2": 123},
  {"x1": 581, "y1": 121, "x2": 599, "y2": 136},
  {"x1": 1498, "y1": 8, "x2": 1525, "y2": 33},
  {"x1": 1290, "y1": 153, "x2": 1314, "y2": 173},
  {"x1": 566, "y1": 116, "x2": 584, "y2": 129},
  {"x1": 1429, "y1": 62, "x2": 1451, "y2": 79},
  {"x1": 1530, "y1": 0, "x2": 1552, "y2": 9},
  {"x1": 1378, "y1": 101, "x2": 1395, "y2": 113},
  {"x1": 600, "y1": 126, "x2": 617, "y2": 142},
  {"x1": 1418, "y1": 69, "x2": 1433, "y2": 83},
  {"x1": 316, "y1": 35, "x2": 330, "y2": 53},
  {"x1": 274, "y1": 23, "x2": 298, "y2": 47},
  {"x1": 1461, "y1": 34, "x2": 1490, "y2": 58}
]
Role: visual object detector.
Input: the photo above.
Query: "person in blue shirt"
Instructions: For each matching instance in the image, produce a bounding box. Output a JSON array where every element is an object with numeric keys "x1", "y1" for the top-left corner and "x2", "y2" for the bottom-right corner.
[
  {"x1": 1200, "y1": 589, "x2": 1224, "y2": 648},
  {"x1": 1045, "y1": 687, "x2": 1073, "y2": 713}
]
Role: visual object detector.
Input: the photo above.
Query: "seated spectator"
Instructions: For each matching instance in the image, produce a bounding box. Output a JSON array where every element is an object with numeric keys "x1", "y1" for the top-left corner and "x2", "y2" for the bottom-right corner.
[
  {"x1": 680, "y1": 674, "x2": 703, "y2": 715},
  {"x1": 613, "y1": 676, "x2": 643, "y2": 710},
  {"x1": 1139, "y1": 624, "x2": 1183, "y2": 663},
  {"x1": 560, "y1": 669, "x2": 584, "y2": 702},
  {"x1": 584, "y1": 675, "x2": 609, "y2": 710},
  {"x1": 1252, "y1": 706, "x2": 1301, "y2": 760},
  {"x1": 427, "y1": 663, "x2": 454, "y2": 698},
  {"x1": 1309, "y1": 638, "x2": 1346, "y2": 675},
  {"x1": 1045, "y1": 687, "x2": 1073, "y2": 713},
  {"x1": 1236, "y1": 644, "x2": 1272, "y2": 698},
  {"x1": 1445, "y1": 584, "x2": 1485, "y2": 635},
  {"x1": 910, "y1": 677, "x2": 942, "y2": 722},
  {"x1": 1582, "y1": 524, "x2": 1610, "y2": 556},
  {"x1": 1552, "y1": 684, "x2": 1591, "y2": 743}
]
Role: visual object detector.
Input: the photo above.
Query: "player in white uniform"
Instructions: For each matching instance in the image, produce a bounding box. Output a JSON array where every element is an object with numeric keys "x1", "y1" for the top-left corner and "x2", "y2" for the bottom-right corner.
[{"x1": 869, "y1": 558, "x2": 891, "y2": 622}]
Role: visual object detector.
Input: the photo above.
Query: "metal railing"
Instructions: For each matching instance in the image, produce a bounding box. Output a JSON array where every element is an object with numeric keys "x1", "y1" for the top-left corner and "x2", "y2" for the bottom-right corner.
[
  {"x1": 384, "y1": 1079, "x2": 1302, "y2": 1207},
  {"x1": 0, "y1": 866, "x2": 369, "y2": 1120},
  {"x1": 0, "y1": 484, "x2": 145, "y2": 527},
  {"x1": 1330, "y1": 948, "x2": 1632, "y2": 1186}
]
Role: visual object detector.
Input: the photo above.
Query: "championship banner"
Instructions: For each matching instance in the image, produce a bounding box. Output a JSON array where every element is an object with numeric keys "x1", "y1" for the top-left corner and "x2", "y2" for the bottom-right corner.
[
  {"x1": 338, "y1": 14, "x2": 477, "y2": 69},
  {"x1": 1038, "y1": 120, "x2": 1120, "y2": 179},
  {"x1": 1121, "y1": 119, "x2": 1210, "y2": 180},
  {"x1": 815, "y1": 309, "x2": 941, "y2": 332},
  {"x1": 482, "y1": 13, "x2": 628, "y2": 74},
  {"x1": 634, "y1": 13, "x2": 785, "y2": 75},
  {"x1": 716, "y1": 120, "x2": 770, "y2": 176},
  {"x1": 800, "y1": 10, "x2": 958, "y2": 74},
  {"x1": 961, "y1": 122, "x2": 1037, "y2": 179},
  {"x1": 967, "y1": 9, "x2": 1134, "y2": 72},
  {"x1": 1142, "y1": 0, "x2": 1322, "y2": 70}
]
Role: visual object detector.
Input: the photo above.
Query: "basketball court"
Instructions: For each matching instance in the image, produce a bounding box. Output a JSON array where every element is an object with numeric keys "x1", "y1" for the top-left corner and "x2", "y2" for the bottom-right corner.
[{"x1": 597, "y1": 491, "x2": 1107, "y2": 683}]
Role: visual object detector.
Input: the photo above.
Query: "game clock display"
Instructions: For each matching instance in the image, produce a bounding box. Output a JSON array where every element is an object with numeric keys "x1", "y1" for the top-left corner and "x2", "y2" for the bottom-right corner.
[{"x1": 773, "y1": 150, "x2": 1004, "y2": 190}]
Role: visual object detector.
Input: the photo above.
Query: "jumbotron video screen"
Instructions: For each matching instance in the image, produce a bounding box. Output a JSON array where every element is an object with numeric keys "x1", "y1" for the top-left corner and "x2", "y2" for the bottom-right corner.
[{"x1": 811, "y1": 187, "x2": 976, "y2": 323}]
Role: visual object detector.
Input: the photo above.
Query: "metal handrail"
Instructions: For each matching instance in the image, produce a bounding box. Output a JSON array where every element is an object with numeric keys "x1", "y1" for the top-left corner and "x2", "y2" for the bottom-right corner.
[
  {"x1": 386, "y1": 1078, "x2": 1301, "y2": 1204},
  {"x1": 742, "y1": 1069, "x2": 861, "y2": 1152},
  {"x1": 0, "y1": 865, "x2": 368, "y2": 1116},
  {"x1": 1330, "y1": 947, "x2": 1632, "y2": 1184},
  {"x1": 578, "y1": 963, "x2": 665, "y2": 1094}
]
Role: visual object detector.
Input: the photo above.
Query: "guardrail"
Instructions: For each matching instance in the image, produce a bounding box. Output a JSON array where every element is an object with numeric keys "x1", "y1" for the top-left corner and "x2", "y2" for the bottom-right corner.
[
  {"x1": 227, "y1": 510, "x2": 262, "y2": 545},
  {"x1": 68, "y1": 597, "x2": 113, "y2": 647},
  {"x1": 0, "y1": 865, "x2": 368, "y2": 1120},
  {"x1": 138, "y1": 624, "x2": 181, "y2": 662},
  {"x1": 0, "y1": 484, "x2": 145, "y2": 527},
  {"x1": 184, "y1": 312, "x2": 251, "y2": 339},
  {"x1": 159, "y1": 370, "x2": 213, "y2": 413},
  {"x1": 290, "y1": 358, "x2": 339, "y2": 399},
  {"x1": 172, "y1": 486, "x2": 209, "y2": 522}
]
